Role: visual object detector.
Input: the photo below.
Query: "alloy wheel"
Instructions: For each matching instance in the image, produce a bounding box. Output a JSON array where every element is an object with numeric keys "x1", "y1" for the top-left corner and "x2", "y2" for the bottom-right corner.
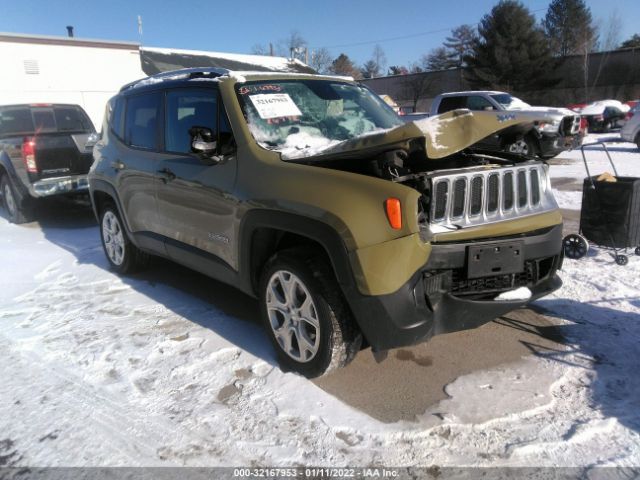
[
  {"x1": 102, "y1": 211, "x2": 125, "y2": 266},
  {"x1": 265, "y1": 270, "x2": 321, "y2": 363}
]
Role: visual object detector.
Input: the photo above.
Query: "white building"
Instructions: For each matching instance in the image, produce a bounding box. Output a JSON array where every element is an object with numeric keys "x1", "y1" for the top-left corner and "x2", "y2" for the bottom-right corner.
[{"x1": 0, "y1": 32, "x2": 313, "y2": 129}]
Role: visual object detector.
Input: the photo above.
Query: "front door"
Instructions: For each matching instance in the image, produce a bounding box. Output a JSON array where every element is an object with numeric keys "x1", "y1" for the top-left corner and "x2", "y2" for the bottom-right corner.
[{"x1": 155, "y1": 88, "x2": 238, "y2": 269}]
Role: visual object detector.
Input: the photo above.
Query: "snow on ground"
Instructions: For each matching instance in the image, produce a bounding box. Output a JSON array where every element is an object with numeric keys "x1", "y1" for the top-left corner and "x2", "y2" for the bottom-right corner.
[{"x1": 0, "y1": 133, "x2": 639, "y2": 468}]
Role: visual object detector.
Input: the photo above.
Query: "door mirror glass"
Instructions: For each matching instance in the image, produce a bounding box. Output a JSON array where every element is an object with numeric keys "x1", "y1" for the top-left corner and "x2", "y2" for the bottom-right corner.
[
  {"x1": 189, "y1": 126, "x2": 217, "y2": 153},
  {"x1": 189, "y1": 126, "x2": 220, "y2": 165}
]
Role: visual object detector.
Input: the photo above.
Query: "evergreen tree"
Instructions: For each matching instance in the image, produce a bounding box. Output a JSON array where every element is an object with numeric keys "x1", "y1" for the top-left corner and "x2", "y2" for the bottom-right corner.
[
  {"x1": 619, "y1": 34, "x2": 640, "y2": 50},
  {"x1": 424, "y1": 47, "x2": 456, "y2": 71},
  {"x1": 543, "y1": 0, "x2": 597, "y2": 57},
  {"x1": 330, "y1": 53, "x2": 362, "y2": 79},
  {"x1": 388, "y1": 65, "x2": 409, "y2": 75},
  {"x1": 443, "y1": 25, "x2": 477, "y2": 67},
  {"x1": 360, "y1": 60, "x2": 380, "y2": 79},
  {"x1": 465, "y1": 0, "x2": 559, "y2": 93}
]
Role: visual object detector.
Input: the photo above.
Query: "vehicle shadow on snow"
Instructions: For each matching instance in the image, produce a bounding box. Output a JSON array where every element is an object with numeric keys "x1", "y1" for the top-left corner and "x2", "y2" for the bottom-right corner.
[
  {"x1": 500, "y1": 299, "x2": 640, "y2": 435},
  {"x1": 32, "y1": 197, "x2": 277, "y2": 367},
  {"x1": 25, "y1": 199, "x2": 640, "y2": 428}
]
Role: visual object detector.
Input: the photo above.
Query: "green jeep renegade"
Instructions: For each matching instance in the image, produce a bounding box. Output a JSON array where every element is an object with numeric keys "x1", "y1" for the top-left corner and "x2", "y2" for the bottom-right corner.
[{"x1": 89, "y1": 68, "x2": 563, "y2": 377}]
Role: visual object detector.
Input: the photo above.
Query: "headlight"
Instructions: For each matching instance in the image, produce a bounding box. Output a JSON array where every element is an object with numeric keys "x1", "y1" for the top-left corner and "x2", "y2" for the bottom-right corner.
[{"x1": 535, "y1": 120, "x2": 560, "y2": 133}]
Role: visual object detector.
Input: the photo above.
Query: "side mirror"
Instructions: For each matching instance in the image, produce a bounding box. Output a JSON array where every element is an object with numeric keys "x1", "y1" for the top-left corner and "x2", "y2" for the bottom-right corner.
[
  {"x1": 189, "y1": 126, "x2": 221, "y2": 165},
  {"x1": 483, "y1": 106, "x2": 494, "y2": 111}
]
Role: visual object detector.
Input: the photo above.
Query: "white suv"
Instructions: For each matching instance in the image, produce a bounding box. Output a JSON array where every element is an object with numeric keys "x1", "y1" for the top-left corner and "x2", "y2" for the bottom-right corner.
[{"x1": 621, "y1": 104, "x2": 640, "y2": 149}]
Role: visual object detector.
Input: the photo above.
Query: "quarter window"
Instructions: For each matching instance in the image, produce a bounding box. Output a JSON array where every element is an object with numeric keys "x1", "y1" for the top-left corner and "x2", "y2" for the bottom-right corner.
[
  {"x1": 165, "y1": 89, "x2": 217, "y2": 154},
  {"x1": 110, "y1": 98, "x2": 125, "y2": 140},
  {"x1": 125, "y1": 93, "x2": 160, "y2": 150}
]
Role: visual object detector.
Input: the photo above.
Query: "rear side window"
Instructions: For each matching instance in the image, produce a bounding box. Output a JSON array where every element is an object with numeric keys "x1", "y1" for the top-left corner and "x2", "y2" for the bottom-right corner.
[
  {"x1": 437, "y1": 96, "x2": 466, "y2": 114},
  {"x1": 0, "y1": 108, "x2": 33, "y2": 136},
  {"x1": 125, "y1": 93, "x2": 160, "y2": 150}
]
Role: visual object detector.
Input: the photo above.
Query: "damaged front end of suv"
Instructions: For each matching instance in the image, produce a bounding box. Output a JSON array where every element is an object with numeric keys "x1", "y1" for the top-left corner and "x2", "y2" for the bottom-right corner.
[{"x1": 235, "y1": 79, "x2": 563, "y2": 355}]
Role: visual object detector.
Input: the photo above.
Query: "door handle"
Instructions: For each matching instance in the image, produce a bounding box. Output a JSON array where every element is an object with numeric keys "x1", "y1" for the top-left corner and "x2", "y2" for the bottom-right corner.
[
  {"x1": 111, "y1": 160, "x2": 126, "y2": 170},
  {"x1": 157, "y1": 167, "x2": 176, "y2": 183}
]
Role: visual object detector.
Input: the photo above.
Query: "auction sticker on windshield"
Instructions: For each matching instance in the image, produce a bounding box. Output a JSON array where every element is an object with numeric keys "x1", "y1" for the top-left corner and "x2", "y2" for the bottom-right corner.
[{"x1": 249, "y1": 94, "x2": 302, "y2": 119}]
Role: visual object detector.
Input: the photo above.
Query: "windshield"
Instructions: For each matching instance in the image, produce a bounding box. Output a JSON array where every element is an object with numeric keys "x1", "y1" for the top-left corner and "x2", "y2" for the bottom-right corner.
[
  {"x1": 236, "y1": 80, "x2": 403, "y2": 159},
  {"x1": 489, "y1": 94, "x2": 530, "y2": 110}
]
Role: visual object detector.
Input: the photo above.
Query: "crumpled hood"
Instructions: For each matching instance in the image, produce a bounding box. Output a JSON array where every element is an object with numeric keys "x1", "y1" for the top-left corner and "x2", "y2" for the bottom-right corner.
[{"x1": 291, "y1": 109, "x2": 553, "y2": 161}]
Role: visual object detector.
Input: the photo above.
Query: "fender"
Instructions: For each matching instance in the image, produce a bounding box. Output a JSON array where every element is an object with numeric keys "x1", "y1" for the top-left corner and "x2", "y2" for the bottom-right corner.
[
  {"x1": 238, "y1": 209, "x2": 358, "y2": 298},
  {"x1": 89, "y1": 178, "x2": 133, "y2": 232}
]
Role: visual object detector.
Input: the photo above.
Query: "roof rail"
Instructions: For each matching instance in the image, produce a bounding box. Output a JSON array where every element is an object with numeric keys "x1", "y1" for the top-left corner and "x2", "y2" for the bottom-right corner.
[{"x1": 120, "y1": 67, "x2": 230, "y2": 92}]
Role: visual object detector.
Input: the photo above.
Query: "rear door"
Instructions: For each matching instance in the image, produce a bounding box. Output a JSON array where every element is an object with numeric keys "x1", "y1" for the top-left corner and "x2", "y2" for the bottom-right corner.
[{"x1": 115, "y1": 92, "x2": 162, "y2": 235}]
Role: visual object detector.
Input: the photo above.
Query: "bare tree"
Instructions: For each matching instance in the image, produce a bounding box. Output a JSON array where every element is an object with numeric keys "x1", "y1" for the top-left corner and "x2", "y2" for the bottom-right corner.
[
  {"x1": 598, "y1": 10, "x2": 623, "y2": 51},
  {"x1": 251, "y1": 44, "x2": 269, "y2": 56},
  {"x1": 372, "y1": 44, "x2": 387, "y2": 77},
  {"x1": 401, "y1": 73, "x2": 435, "y2": 111},
  {"x1": 309, "y1": 47, "x2": 332, "y2": 73},
  {"x1": 278, "y1": 30, "x2": 308, "y2": 61}
]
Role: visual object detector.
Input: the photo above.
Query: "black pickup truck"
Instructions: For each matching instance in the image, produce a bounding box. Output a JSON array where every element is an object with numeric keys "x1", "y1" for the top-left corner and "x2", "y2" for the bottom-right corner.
[{"x1": 0, "y1": 104, "x2": 97, "y2": 223}]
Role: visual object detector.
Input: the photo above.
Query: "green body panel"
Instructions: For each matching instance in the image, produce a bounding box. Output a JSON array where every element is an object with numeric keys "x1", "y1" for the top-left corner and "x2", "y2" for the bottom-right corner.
[{"x1": 350, "y1": 233, "x2": 431, "y2": 296}]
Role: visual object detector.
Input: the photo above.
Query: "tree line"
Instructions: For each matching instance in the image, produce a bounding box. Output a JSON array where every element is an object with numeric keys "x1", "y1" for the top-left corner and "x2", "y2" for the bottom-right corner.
[{"x1": 253, "y1": 0, "x2": 640, "y2": 94}]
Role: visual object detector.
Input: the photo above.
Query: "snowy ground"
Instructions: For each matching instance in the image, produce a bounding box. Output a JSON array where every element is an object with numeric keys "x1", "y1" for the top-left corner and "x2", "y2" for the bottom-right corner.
[{"x1": 1, "y1": 133, "x2": 639, "y2": 469}]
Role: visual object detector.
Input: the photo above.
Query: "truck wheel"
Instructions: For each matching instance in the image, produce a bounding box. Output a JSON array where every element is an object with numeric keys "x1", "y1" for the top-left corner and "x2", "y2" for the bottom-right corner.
[
  {"x1": 259, "y1": 248, "x2": 362, "y2": 378},
  {"x1": 99, "y1": 205, "x2": 149, "y2": 273},
  {"x1": 504, "y1": 137, "x2": 535, "y2": 156},
  {"x1": 1, "y1": 175, "x2": 31, "y2": 224}
]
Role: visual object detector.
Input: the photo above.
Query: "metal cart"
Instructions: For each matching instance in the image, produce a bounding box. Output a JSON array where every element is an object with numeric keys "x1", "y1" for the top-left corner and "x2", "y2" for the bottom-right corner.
[{"x1": 562, "y1": 142, "x2": 640, "y2": 266}]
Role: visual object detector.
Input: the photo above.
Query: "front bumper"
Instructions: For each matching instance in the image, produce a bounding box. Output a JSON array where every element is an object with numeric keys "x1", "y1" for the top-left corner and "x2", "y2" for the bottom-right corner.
[
  {"x1": 347, "y1": 224, "x2": 563, "y2": 351},
  {"x1": 29, "y1": 175, "x2": 89, "y2": 198},
  {"x1": 538, "y1": 133, "x2": 577, "y2": 157}
]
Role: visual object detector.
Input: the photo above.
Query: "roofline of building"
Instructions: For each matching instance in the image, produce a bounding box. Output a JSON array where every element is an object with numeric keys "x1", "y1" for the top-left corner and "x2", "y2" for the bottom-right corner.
[{"x1": 0, "y1": 32, "x2": 140, "y2": 50}]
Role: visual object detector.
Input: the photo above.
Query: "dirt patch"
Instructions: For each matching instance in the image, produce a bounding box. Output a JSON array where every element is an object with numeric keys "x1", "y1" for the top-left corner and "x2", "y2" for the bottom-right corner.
[{"x1": 314, "y1": 308, "x2": 566, "y2": 423}]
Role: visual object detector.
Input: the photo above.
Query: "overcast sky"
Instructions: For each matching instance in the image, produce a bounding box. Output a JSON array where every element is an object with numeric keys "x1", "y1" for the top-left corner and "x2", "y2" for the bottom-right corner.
[{"x1": 2, "y1": 0, "x2": 638, "y2": 69}]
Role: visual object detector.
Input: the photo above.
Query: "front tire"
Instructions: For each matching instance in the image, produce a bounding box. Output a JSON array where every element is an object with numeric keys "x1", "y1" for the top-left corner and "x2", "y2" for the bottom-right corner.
[
  {"x1": 99, "y1": 205, "x2": 149, "y2": 273},
  {"x1": 259, "y1": 248, "x2": 362, "y2": 378},
  {"x1": 1, "y1": 175, "x2": 31, "y2": 224},
  {"x1": 504, "y1": 136, "x2": 536, "y2": 157}
]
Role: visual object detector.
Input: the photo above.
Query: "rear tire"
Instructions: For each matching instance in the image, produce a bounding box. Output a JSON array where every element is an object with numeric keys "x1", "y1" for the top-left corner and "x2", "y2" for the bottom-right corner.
[
  {"x1": 259, "y1": 248, "x2": 362, "y2": 378},
  {"x1": 1, "y1": 174, "x2": 32, "y2": 224},
  {"x1": 99, "y1": 204, "x2": 149, "y2": 274}
]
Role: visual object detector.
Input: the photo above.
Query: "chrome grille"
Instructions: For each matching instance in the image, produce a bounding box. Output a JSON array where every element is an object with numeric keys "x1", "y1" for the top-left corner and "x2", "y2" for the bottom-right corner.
[{"x1": 428, "y1": 164, "x2": 557, "y2": 229}]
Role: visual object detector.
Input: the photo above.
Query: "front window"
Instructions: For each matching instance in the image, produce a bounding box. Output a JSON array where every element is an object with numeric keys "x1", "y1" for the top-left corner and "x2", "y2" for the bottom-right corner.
[
  {"x1": 236, "y1": 80, "x2": 403, "y2": 158},
  {"x1": 490, "y1": 94, "x2": 530, "y2": 110}
]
